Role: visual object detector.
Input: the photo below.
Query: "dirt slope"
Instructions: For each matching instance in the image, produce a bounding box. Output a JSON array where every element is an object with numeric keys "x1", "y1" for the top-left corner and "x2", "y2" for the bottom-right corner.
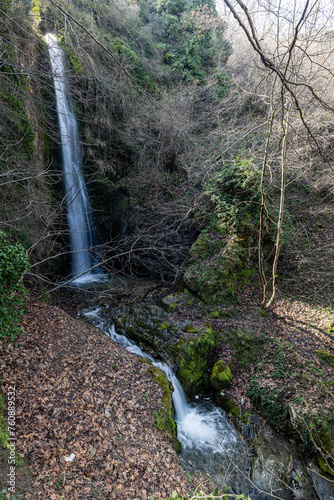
[{"x1": 0, "y1": 301, "x2": 194, "y2": 499}]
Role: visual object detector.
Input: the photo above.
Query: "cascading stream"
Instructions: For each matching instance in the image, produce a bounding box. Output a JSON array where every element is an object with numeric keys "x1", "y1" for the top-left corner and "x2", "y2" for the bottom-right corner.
[
  {"x1": 46, "y1": 34, "x2": 100, "y2": 284},
  {"x1": 46, "y1": 31, "x2": 250, "y2": 495},
  {"x1": 84, "y1": 307, "x2": 250, "y2": 493}
]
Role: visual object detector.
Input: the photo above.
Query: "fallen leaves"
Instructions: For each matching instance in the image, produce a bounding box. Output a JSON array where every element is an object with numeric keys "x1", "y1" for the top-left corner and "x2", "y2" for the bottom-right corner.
[{"x1": 0, "y1": 301, "x2": 194, "y2": 499}]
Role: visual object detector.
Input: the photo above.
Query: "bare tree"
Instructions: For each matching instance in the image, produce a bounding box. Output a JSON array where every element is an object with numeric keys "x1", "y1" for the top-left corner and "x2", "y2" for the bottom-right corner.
[{"x1": 220, "y1": 0, "x2": 334, "y2": 308}]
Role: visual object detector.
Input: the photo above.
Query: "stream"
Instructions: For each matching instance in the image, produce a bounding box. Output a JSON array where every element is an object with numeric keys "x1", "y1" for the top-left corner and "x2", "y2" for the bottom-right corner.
[
  {"x1": 46, "y1": 31, "x2": 334, "y2": 499},
  {"x1": 83, "y1": 305, "x2": 251, "y2": 496}
]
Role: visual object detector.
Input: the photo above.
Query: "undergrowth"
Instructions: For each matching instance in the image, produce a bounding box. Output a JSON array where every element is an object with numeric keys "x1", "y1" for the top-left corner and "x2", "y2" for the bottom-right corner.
[{"x1": 0, "y1": 231, "x2": 30, "y2": 341}]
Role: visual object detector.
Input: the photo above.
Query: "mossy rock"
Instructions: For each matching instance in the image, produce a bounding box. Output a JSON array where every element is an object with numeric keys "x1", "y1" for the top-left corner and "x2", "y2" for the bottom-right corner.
[
  {"x1": 183, "y1": 234, "x2": 247, "y2": 304},
  {"x1": 316, "y1": 350, "x2": 334, "y2": 368},
  {"x1": 160, "y1": 293, "x2": 183, "y2": 312},
  {"x1": 0, "y1": 393, "x2": 8, "y2": 448},
  {"x1": 186, "y1": 232, "x2": 214, "y2": 265},
  {"x1": 114, "y1": 305, "x2": 180, "y2": 358},
  {"x1": 210, "y1": 360, "x2": 233, "y2": 392},
  {"x1": 177, "y1": 326, "x2": 218, "y2": 397},
  {"x1": 144, "y1": 362, "x2": 180, "y2": 450},
  {"x1": 318, "y1": 457, "x2": 334, "y2": 479},
  {"x1": 160, "y1": 292, "x2": 208, "y2": 316}
]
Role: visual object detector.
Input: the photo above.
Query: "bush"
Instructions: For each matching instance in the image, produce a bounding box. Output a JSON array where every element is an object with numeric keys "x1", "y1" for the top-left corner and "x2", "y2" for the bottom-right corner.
[
  {"x1": 0, "y1": 231, "x2": 30, "y2": 341},
  {"x1": 204, "y1": 157, "x2": 261, "y2": 231}
]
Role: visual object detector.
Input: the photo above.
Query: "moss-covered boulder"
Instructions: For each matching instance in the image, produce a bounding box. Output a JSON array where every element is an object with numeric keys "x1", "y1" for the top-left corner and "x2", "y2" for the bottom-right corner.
[
  {"x1": 210, "y1": 360, "x2": 234, "y2": 392},
  {"x1": 175, "y1": 325, "x2": 218, "y2": 397},
  {"x1": 183, "y1": 233, "x2": 247, "y2": 304}
]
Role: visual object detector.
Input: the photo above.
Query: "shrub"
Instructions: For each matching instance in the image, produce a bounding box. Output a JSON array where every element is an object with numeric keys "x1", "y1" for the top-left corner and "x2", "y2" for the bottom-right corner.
[
  {"x1": 0, "y1": 231, "x2": 30, "y2": 341},
  {"x1": 204, "y1": 157, "x2": 261, "y2": 231}
]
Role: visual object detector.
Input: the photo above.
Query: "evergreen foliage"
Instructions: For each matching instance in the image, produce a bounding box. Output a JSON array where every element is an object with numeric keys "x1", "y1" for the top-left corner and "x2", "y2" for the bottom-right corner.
[{"x1": 0, "y1": 231, "x2": 30, "y2": 341}]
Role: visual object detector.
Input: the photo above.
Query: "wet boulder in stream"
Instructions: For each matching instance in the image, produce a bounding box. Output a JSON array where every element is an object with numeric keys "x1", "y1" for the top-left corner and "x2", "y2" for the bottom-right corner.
[{"x1": 113, "y1": 304, "x2": 191, "y2": 359}]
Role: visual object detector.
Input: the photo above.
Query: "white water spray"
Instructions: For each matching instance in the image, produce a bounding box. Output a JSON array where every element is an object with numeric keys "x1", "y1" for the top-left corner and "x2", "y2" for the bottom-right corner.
[{"x1": 84, "y1": 307, "x2": 248, "y2": 487}]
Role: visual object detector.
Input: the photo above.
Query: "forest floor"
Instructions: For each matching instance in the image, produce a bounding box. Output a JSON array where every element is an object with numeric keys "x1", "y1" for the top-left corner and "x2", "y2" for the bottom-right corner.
[
  {"x1": 0, "y1": 191, "x2": 333, "y2": 499},
  {"x1": 0, "y1": 298, "x2": 198, "y2": 500}
]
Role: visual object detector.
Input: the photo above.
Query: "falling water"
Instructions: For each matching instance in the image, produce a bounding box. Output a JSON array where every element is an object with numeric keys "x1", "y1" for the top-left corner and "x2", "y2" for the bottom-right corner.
[
  {"x1": 46, "y1": 34, "x2": 101, "y2": 284},
  {"x1": 84, "y1": 307, "x2": 251, "y2": 494},
  {"x1": 45, "y1": 32, "x2": 250, "y2": 494}
]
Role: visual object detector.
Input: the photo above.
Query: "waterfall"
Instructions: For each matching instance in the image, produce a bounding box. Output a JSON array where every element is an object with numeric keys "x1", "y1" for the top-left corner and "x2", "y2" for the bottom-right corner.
[{"x1": 46, "y1": 34, "x2": 101, "y2": 284}]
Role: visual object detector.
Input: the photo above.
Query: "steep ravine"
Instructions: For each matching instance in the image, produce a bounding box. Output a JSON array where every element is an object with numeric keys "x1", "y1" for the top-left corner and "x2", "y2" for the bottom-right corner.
[{"x1": 76, "y1": 281, "x2": 334, "y2": 500}]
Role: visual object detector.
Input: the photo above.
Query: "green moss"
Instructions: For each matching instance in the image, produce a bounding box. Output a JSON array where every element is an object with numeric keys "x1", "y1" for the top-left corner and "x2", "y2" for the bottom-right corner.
[
  {"x1": 318, "y1": 457, "x2": 334, "y2": 478},
  {"x1": 177, "y1": 326, "x2": 218, "y2": 396},
  {"x1": 145, "y1": 364, "x2": 179, "y2": 448},
  {"x1": 160, "y1": 321, "x2": 170, "y2": 330},
  {"x1": 184, "y1": 325, "x2": 195, "y2": 333},
  {"x1": 68, "y1": 52, "x2": 83, "y2": 75},
  {"x1": 188, "y1": 232, "x2": 213, "y2": 261},
  {"x1": 316, "y1": 350, "x2": 334, "y2": 368},
  {"x1": 224, "y1": 328, "x2": 265, "y2": 368},
  {"x1": 210, "y1": 360, "x2": 233, "y2": 391},
  {"x1": 184, "y1": 232, "x2": 251, "y2": 305}
]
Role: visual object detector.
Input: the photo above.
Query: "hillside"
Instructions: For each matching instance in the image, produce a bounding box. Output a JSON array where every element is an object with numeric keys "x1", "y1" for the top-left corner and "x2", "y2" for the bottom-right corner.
[
  {"x1": 0, "y1": 298, "x2": 197, "y2": 499},
  {"x1": 1, "y1": 0, "x2": 334, "y2": 498}
]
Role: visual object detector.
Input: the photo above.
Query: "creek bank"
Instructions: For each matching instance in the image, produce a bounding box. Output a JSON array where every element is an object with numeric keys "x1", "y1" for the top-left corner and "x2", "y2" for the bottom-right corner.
[
  {"x1": 91, "y1": 283, "x2": 334, "y2": 499},
  {"x1": 0, "y1": 298, "x2": 197, "y2": 499}
]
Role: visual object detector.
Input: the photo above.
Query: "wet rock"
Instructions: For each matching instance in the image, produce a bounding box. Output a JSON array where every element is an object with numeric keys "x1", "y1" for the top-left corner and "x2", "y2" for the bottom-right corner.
[
  {"x1": 307, "y1": 466, "x2": 334, "y2": 500},
  {"x1": 250, "y1": 424, "x2": 317, "y2": 499},
  {"x1": 210, "y1": 360, "x2": 234, "y2": 392}
]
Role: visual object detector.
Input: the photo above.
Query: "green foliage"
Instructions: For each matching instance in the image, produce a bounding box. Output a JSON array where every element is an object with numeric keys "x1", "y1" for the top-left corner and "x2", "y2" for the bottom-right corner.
[
  {"x1": 157, "y1": 0, "x2": 186, "y2": 15},
  {"x1": 204, "y1": 157, "x2": 260, "y2": 231},
  {"x1": 67, "y1": 51, "x2": 83, "y2": 75},
  {"x1": 154, "y1": 0, "x2": 230, "y2": 82},
  {"x1": 0, "y1": 231, "x2": 30, "y2": 341},
  {"x1": 248, "y1": 381, "x2": 288, "y2": 431},
  {"x1": 172, "y1": 37, "x2": 205, "y2": 81}
]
